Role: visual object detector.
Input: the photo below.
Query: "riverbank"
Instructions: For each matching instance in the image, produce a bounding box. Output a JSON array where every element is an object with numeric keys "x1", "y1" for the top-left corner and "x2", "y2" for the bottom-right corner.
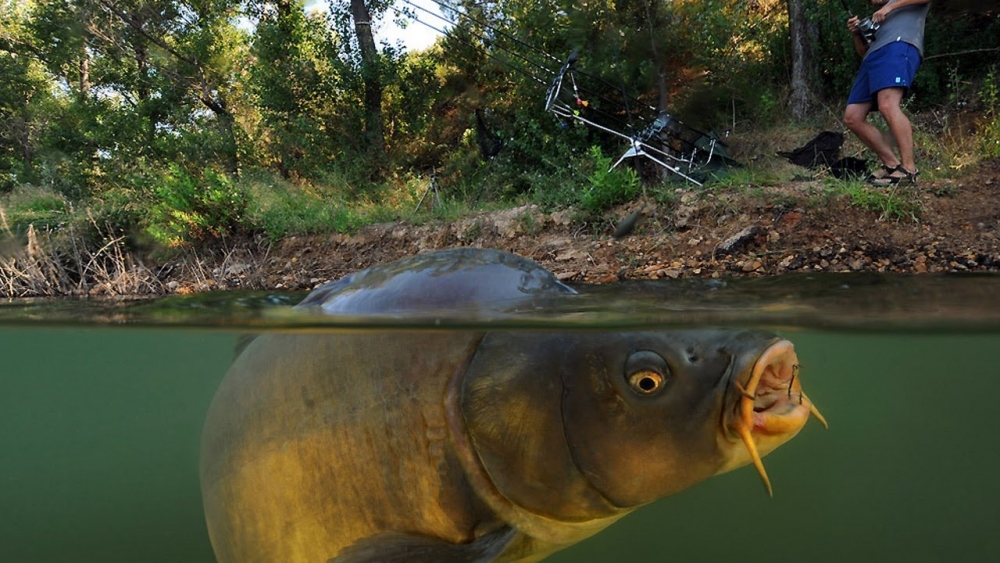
[{"x1": 5, "y1": 156, "x2": 996, "y2": 298}]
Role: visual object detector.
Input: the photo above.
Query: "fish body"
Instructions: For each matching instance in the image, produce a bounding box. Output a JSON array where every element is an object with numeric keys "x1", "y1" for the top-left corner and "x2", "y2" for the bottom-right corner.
[{"x1": 200, "y1": 248, "x2": 821, "y2": 563}]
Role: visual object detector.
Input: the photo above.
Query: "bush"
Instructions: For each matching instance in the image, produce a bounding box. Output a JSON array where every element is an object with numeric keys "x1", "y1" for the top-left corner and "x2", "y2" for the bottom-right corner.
[
  {"x1": 578, "y1": 146, "x2": 641, "y2": 215},
  {"x1": 145, "y1": 164, "x2": 247, "y2": 246},
  {"x1": 0, "y1": 187, "x2": 71, "y2": 233},
  {"x1": 979, "y1": 67, "x2": 1000, "y2": 158},
  {"x1": 242, "y1": 171, "x2": 361, "y2": 239}
]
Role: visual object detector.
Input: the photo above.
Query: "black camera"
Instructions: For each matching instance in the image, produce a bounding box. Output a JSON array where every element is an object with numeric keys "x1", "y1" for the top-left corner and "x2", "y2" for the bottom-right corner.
[{"x1": 857, "y1": 17, "x2": 880, "y2": 43}]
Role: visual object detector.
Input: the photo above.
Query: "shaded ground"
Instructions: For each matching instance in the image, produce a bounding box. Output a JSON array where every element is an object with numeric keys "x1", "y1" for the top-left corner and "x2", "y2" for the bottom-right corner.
[{"x1": 158, "y1": 157, "x2": 1000, "y2": 295}]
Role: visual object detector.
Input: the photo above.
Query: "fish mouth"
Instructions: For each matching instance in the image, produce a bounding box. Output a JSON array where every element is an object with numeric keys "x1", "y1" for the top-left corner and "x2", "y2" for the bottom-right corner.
[{"x1": 722, "y1": 339, "x2": 827, "y2": 496}]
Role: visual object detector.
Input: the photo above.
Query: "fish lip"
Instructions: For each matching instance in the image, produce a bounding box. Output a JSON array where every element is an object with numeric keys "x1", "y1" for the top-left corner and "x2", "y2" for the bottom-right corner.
[
  {"x1": 740, "y1": 339, "x2": 812, "y2": 437},
  {"x1": 718, "y1": 339, "x2": 813, "y2": 460},
  {"x1": 715, "y1": 338, "x2": 815, "y2": 496}
]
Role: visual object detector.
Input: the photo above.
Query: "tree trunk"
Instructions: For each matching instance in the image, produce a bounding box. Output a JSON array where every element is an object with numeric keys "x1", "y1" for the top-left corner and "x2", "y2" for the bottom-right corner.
[
  {"x1": 78, "y1": 46, "x2": 90, "y2": 99},
  {"x1": 200, "y1": 92, "x2": 239, "y2": 176},
  {"x1": 788, "y1": 0, "x2": 814, "y2": 119},
  {"x1": 349, "y1": 0, "x2": 386, "y2": 173}
]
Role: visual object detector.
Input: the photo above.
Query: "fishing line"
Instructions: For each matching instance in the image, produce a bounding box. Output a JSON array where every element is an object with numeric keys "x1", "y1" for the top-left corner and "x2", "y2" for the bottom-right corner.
[
  {"x1": 389, "y1": 4, "x2": 451, "y2": 40},
  {"x1": 392, "y1": 1, "x2": 709, "y2": 170},
  {"x1": 399, "y1": 1, "x2": 656, "y2": 124},
  {"x1": 431, "y1": 0, "x2": 658, "y2": 117},
  {"x1": 391, "y1": 4, "x2": 632, "y2": 138},
  {"x1": 419, "y1": 0, "x2": 562, "y2": 64},
  {"x1": 399, "y1": 0, "x2": 554, "y2": 77},
  {"x1": 396, "y1": 0, "x2": 639, "y2": 129},
  {"x1": 387, "y1": 3, "x2": 549, "y2": 85}
]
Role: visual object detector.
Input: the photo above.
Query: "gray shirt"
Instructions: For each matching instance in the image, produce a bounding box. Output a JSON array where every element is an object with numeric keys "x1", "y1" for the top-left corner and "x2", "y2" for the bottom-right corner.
[{"x1": 866, "y1": 2, "x2": 931, "y2": 60}]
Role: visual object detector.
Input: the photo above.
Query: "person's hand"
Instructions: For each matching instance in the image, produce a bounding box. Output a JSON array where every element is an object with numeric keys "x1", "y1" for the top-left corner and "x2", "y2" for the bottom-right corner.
[
  {"x1": 847, "y1": 16, "x2": 860, "y2": 33},
  {"x1": 872, "y1": 5, "x2": 892, "y2": 24}
]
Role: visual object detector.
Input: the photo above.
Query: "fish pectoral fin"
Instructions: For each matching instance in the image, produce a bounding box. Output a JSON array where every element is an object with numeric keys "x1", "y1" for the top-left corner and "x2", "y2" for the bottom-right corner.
[{"x1": 329, "y1": 527, "x2": 517, "y2": 563}]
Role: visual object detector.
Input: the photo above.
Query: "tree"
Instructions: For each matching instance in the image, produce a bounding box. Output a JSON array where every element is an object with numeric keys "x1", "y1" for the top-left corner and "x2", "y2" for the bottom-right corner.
[
  {"x1": 93, "y1": 0, "x2": 245, "y2": 174},
  {"x1": 347, "y1": 0, "x2": 386, "y2": 175},
  {"x1": 0, "y1": 1, "x2": 54, "y2": 188},
  {"x1": 787, "y1": 0, "x2": 815, "y2": 119},
  {"x1": 248, "y1": 0, "x2": 344, "y2": 178}
]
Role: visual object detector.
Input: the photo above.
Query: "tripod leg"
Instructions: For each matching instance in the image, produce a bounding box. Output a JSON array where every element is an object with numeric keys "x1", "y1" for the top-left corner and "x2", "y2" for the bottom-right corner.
[{"x1": 413, "y1": 181, "x2": 432, "y2": 213}]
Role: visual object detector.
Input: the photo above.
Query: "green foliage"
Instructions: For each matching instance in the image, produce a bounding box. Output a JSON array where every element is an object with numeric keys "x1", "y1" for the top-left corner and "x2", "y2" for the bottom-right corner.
[
  {"x1": 839, "y1": 181, "x2": 921, "y2": 222},
  {"x1": 978, "y1": 67, "x2": 1000, "y2": 158},
  {"x1": 145, "y1": 165, "x2": 247, "y2": 246},
  {"x1": 707, "y1": 167, "x2": 778, "y2": 190},
  {"x1": 524, "y1": 144, "x2": 640, "y2": 215},
  {"x1": 242, "y1": 171, "x2": 361, "y2": 239},
  {"x1": 0, "y1": 186, "x2": 70, "y2": 232},
  {"x1": 912, "y1": 12, "x2": 1000, "y2": 112},
  {"x1": 0, "y1": 0, "x2": 996, "y2": 247},
  {"x1": 579, "y1": 146, "x2": 640, "y2": 214}
]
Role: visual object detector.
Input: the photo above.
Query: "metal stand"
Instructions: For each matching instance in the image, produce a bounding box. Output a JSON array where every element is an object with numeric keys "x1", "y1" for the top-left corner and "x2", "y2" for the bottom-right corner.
[
  {"x1": 413, "y1": 173, "x2": 441, "y2": 213},
  {"x1": 544, "y1": 52, "x2": 730, "y2": 187}
]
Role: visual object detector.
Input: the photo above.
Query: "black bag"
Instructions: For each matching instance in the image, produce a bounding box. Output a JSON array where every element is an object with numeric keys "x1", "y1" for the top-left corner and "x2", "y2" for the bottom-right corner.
[
  {"x1": 830, "y1": 156, "x2": 869, "y2": 179},
  {"x1": 777, "y1": 131, "x2": 844, "y2": 168}
]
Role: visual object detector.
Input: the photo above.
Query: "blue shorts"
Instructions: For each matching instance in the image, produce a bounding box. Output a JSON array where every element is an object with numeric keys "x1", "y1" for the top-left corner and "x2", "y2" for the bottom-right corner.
[{"x1": 847, "y1": 41, "x2": 921, "y2": 109}]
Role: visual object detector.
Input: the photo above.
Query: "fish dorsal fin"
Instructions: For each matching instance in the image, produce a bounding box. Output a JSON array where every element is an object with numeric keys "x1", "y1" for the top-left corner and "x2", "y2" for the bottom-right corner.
[
  {"x1": 329, "y1": 527, "x2": 516, "y2": 563},
  {"x1": 232, "y1": 334, "x2": 258, "y2": 358}
]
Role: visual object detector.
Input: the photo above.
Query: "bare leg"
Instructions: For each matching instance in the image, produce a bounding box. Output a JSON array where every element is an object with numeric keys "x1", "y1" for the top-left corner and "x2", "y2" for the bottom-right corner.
[
  {"x1": 876, "y1": 87, "x2": 916, "y2": 173},
  {"x1": 843, "y1": 101, "x2": 900, "y2": 169}
]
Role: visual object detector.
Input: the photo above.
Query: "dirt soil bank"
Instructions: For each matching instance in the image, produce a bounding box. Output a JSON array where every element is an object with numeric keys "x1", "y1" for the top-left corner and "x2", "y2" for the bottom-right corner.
[{"x1": 163, "y1": 158, "x2": 1000, "y2": 295}]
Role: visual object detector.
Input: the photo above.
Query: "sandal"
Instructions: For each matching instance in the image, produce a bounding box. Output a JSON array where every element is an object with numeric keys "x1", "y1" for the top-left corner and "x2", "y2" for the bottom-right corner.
[
  {"x1": 870, "y1": 164, "x2": 919, "y2": 186},
  {"x1": 865, "y1": 164, "x2": 897, "y2": 184}
]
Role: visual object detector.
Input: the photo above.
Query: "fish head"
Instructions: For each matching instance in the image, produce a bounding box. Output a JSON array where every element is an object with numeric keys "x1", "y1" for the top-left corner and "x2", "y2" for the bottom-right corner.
[{"x1": 460, "y1": 329, "x2": 821, "y2": 527}]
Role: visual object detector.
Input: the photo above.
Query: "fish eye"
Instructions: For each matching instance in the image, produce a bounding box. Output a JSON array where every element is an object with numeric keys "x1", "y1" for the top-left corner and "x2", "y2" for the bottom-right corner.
[
  {"x1": 624, "y1": 350, "x2": 669, "y2": 396},
  {"x1": 628, "y1": 370, "x2": 664, "y2": 394}
]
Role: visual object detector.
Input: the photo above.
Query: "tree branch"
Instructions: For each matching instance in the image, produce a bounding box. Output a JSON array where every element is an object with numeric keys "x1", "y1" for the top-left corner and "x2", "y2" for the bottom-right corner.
[
  {"x1": 95, "y1": 0, "x2": 203, "y2": 77},
  {"x1": 95, "y1": 0, "x2": 228, "y2": 116},
  {"x1": 0, "y1": 33, "x2": 52, "y2": 65},
  {"x1": 925, "y1": 47, "x2": 1000, "y2": 61}
]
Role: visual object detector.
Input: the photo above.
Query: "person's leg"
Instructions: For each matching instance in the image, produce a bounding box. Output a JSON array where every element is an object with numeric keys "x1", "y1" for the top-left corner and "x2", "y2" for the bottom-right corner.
[
  {"x1": 843, "y1": 101, "x2": 900, "y2": 170},
  {"x1": 876, "y1": 87, "x2": 917, "y2": 174}
]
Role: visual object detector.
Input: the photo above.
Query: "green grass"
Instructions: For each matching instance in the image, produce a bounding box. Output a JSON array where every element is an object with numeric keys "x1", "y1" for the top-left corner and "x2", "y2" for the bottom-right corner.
[
  {"x1": 831, "y1": 178, "x2": 921, "y2": 221},
  {"x1": 242, "y1": 173, "x2": 362, "y2": 239},
  {"x1": 0, "y1": 187, "x2": 71, "y2": 233},
  {"x1": 5, "y1": 110, "x2": 995, "y2": 248}
]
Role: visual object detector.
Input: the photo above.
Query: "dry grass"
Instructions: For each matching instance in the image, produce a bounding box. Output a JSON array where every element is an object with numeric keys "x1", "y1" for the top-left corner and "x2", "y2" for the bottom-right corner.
[
  {"x1": 0, "y1": 207, "x2": 165, "y2": 298},
  {"x1": 1, "y1": 233, "x2": 279, "y2": 299},
  {"x1": 164, "y1": 241, "x2": 274, "y2": 293},
  {"x1": 1, "y1": 205, "x2": 280, "y2": 298}
]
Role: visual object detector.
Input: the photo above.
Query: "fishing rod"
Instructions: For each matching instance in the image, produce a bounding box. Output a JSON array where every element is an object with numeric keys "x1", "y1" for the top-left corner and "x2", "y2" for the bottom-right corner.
[
  {"x1": 440, "y1": 0, "x2": 657, "y2": 115},
  {"x1": 400, "y1": 0, "x2": 554, "y2": 77},
  {"x1": 396, "y1": 1, "x2": 645, "y2": 132},
  {"x1": 387, "y1": 2, "x2": 548, "y2": 85},
  {"x1": 394, "y1": 3, "x2": 715, "y2": 182},
  {"x1": 404, "y1": 0, "x2": 661, "y2": 128},
  {"x1": 544, "y1": 51, "x2": 711, "y2": 186},
  {"x1": 395, "y1": 0, "x2": 642, "y2": 132},
  {"x1": 420, "y1": 0, "x2": 562, "y2": 64}
]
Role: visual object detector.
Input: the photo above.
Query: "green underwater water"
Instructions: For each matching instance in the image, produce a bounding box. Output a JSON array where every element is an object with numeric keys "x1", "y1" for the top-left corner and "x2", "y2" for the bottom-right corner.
[{"x1": 3, "y1": 275, "x2": 1000, "y2": 562}]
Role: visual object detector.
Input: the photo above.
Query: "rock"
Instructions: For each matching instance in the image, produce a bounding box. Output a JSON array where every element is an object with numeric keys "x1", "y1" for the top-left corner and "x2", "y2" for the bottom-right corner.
[
  {"x1": 715, "y1": 226, "x2": 761, "y2": 258},
  {"x1": 555, "y1": 249, "x2": 586, "y2": 262}
]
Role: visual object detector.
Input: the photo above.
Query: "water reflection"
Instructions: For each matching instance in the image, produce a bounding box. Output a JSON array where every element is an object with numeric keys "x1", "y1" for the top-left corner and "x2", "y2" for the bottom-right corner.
[{"x1": 3, "y1": 273, "x2": 1000, "y2": 331}]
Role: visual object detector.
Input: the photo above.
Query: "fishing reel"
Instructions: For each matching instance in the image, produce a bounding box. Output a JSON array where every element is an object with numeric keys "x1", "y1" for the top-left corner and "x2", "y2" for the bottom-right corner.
[
  {"x1": 839, "y1": 0, "x2": 879, "y2": 44},
  {"x1": 856, "y1": 17, "x2": 880, "y2": 44}
]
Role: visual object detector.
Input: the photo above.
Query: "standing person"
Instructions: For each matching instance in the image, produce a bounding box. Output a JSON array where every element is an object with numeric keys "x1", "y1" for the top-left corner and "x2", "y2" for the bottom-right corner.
[{"x1": 843, "y1": 0, "x2": 931, "y2": 186}]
